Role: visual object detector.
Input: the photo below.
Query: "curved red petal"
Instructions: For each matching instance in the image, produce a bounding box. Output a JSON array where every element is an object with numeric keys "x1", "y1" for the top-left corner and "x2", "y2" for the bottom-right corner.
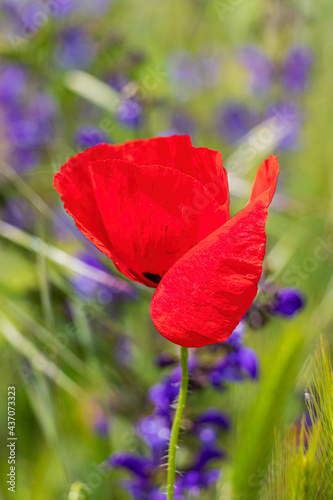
[
  {"x1": 54, "y1": 155, "x2": 228, "y2": 287},
  {"x1": 70, "y1": 136, "x2": 229, "y2": 212},
  {"x1": 249, "y1": 155, "x2": 279, "y2": 204},
  {"x1": 150, "y1": 155, "x2": 279, "y2": 347}
]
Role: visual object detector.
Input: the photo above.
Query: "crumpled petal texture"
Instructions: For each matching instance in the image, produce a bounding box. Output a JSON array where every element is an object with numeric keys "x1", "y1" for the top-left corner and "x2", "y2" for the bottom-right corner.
[
  {"x1": 54, "y1": 135, "x2": 229, "y2": 287},
  {"x1": 53, "y1": 133, "x2": 279, "y2": 347},
  {"x1": 150, "y1": 156, "x2": 279, "y2": 347}
]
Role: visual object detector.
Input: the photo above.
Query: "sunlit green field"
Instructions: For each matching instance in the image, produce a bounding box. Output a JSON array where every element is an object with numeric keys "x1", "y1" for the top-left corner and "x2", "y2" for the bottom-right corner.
[{"x1": 0, "y1": 1, "x2": 333, "y2": 499}]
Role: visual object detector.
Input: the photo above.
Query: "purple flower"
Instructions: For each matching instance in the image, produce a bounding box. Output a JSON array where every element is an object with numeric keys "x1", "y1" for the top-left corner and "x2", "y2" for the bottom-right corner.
[
  {"x1": 281, "y1": 45, "x2": 313, "y2": 93},
  {"x1": 198, "y1": 428, "x2": 217, "y2": 447},
  {"x1": 109, "y1": 453, "x2": 153, "y2": 478},
  {"x1": 148, "y1": 372, "x2": 180, "y2": 421},
  {"x1": 177, "y1": 443, "x2": 224, "y2": 495},
  {"x1": 74, "y1": 126, "x2": 110, "y2": 150},
  {"x1": 114, "y1": 337, "x2": 133, "y2": 366},
  {"x1": 238, "y1": 347, "x2": 259, "y2": 380},
  {"x1": 210, "y1": 346, "x2": 259, "y2": 386},
  {"x1": 168, "y1": 51, "x2": 220, "y2": 100},
  {"x1": 272, "y1": 287, "x2": 305, "y2": 317},
  {"x1": 194, "y1": 408, "x2": 230, "y2": 432},
  {"x1": 1, "y1": 197, "x2": 36, "y2": 230},
  {"x1": 27, "y1": 92, "x2": 57, "y2": 122},
  {"x1": 239, "y1": 45, "x2": 274, "y2": 95},
  {"x1": 264, "y1": 100, "x2": 302, "y2": 150},
  {"x1": 216, "y1": 102, "x2": 258, "y2": 143},
  {"x1": 94, "y1": 414, "x2": 110, "y2": 437},
  {"x1": 137, "y1": 415, "x2": 170, "y2": 463},
  {"x1": 21, "y1": 3, "x2": 48, "y2": 37},
  {"x1": 70, "y1": 251, "x2": 135, "y2": 301},
  {"x1": 168, "y1": 51, "x2": 202, "y2": 96},
  {"x1": 117, "y1": 99, "x2": 142, "y2": 128},
  {"x1": 11, "y1": 147, "x2": 40, "y2": 172},
  {"x1": 155, "y1": 352, "x2": 177, "y2": 368},
  {"x1": 109, "y1": 73, "x2": 129, "y2": 92},
  {"x1": 71, "y1": 252, "x2": 104, "y2": 298},
  {"x1": 170, "y1": 113, "x2": 196, "y2": 137},
  {"x1": 224, "y1": 319, "x2": 245, "y2": 350},
  {"x1": 0, "y1": 65, "x2": 27, "y2": 105},
  {"x1": 55, "y1": 27, "x2": 95, "y2": 69}
]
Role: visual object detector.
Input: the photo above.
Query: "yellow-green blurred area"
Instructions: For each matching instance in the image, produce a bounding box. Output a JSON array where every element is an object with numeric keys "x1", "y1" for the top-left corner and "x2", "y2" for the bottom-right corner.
[{"x1": 0, "y1": 0, "x2": 333, "y2": 499}]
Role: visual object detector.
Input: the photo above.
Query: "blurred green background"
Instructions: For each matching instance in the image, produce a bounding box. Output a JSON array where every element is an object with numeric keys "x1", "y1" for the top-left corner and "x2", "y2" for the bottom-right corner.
[{"x1": 0, "y1": 0, "x2": 333, "y2": 499}]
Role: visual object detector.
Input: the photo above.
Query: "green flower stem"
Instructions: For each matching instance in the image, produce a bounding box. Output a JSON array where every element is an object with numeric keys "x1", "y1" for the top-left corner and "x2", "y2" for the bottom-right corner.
[{"x1": 167, "y1": 346, "x2": 189, "y2": 500}]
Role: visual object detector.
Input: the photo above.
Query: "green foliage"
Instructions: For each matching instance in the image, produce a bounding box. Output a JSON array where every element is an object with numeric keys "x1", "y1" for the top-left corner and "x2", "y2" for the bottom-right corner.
[
  {"x1": 225, "y1": 328, "x2": 305, "y2": 500},
  {"x1": 68, "y1": 482, "x2": 92, "y2": 500},
  {"x1": 263, "y1": 338, "x2": 333, "y2": 500},
  {"x1": 1, "y1": 0, "x2": 333, "y2": 498}
]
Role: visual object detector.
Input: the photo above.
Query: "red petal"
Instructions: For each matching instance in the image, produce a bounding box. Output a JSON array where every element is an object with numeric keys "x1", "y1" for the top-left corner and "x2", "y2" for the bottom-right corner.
[
  {"x1": 70, "y1": 135, "x2": 229, "y2": 210},
  {"x1": 150, "y1": 155, "x2": 279, "y2": 347},
  {"x1": 249, "y1": 155, "x2": 279, "y2": 204},
  {"x1": 54, "y1": 154, "x2": 228, "y2": 287}
]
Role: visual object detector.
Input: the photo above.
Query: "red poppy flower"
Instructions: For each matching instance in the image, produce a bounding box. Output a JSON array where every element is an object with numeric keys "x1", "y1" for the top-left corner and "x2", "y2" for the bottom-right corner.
[{"x1": 54, "y1": 135, "x2": 279, "y2": 348}]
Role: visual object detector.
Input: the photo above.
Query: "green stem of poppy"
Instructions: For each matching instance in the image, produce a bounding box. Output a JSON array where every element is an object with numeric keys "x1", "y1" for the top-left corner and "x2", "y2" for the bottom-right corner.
[{"x1": 167, "y1": 346, "x2": 189, "y2": 500}]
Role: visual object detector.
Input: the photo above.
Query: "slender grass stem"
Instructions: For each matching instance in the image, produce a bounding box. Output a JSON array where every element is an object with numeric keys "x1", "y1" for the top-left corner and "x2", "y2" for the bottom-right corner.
[{"x1": 167, "y1": 346, "x2": 189, "y2": 500}]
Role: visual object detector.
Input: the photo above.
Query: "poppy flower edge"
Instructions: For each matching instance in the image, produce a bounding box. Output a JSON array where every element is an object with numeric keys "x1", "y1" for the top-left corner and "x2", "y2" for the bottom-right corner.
[{"x1": 150, "y1": 155, "x2": 279, "y2": 348}]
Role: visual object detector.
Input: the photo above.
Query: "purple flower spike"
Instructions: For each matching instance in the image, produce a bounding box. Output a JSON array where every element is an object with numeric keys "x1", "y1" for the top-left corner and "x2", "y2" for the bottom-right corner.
[
  {"x1": 224, "y1": 319, "x2": 245, "y2": 350},
  {"x1": 71, "y1": 252, "x2": 105, "y2": 298},
  {"x1": 216, "y1": 102, "x2": 258, "y2": 143},
  {"x1": 109, "y1": 453, "x2": 153, "y2": 478},
  {"x1": 117, "y1": 99, "x2": 142, "y2": 128},
  {"x1": 210, "y1": 346, "x2": 259, "y2": 386},
  {"x1": 238, "y1": 347, "x2": 259, "y2": 380},
  {"x1": 191, "y1": 446, "x2": 225, "y2": 471},
  {"x1": 94, "y1": 414, "x2": 110, "y2": 437},
  {"x1": 273, "y1": 287, "x2": 305, "y2": 317},
  {"x1": 281, "y1": 45, "x2": 313, "y2": 93},
  {"x1": 194, "y1": 408, "x2": 230, "y2": 431},
  {"x1": 71, "y1": 251, "x2": 135, "y2": 301},
  {"x1": 265, "y1": 100, "x2": 302, "y2": 150},
  {"x1": 170, "y1": 113, "x2": 196, "y2": 137},
  {"x1": 0, "y1": 65, "x2": 27, "y2": 105},
  {"x1": 155, "y1": 352, "x2": 177, "y2": 368},
  {"x1": 239, "y1": 45, "x2": 274, "y2": 95},
  {"x1": 55, "y1": 27, "x2": 95, "y2": 69},
  {"x1": 198, "y1": 428, "x2": 217, "y2": 446},
  {"x1": 74, "y1": 126, "x2": 110, "y2": 150},
  {"x1": 2, "y1": 197, "x2": 36, "y2": 230},
  {"x1": 137, "y1": 415, "x2": 170, "y2": 463}
]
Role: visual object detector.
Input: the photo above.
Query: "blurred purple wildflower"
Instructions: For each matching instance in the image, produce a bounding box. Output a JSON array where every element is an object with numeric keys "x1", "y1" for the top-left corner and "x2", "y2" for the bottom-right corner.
[
  {"x1": 117, "y1": 99, "x2": 142, "y2": 128},
  {"x1": 168, "y1": 50, "x2": 220, "y2": 100},
  {"x1": 1, "y1": 197, "x2": 36, "y2": 230},
  {"x1": 170, "y1": 113, "x2": 196, "y2": 137},
  {"x1": 109, "y1": 73, "x2": 129, "y2": 92},
  {"x1": 216, "y1": 102, "x2": 258, "y2": 143},
  {"x1": 74, "y1": 126, "x2": 110, "y2": 150},
  {"x1": 94, "y1": 413, "x2": 110, "y2": 437},
  {"x1": 114, "y1": 337, "x2": 133, "y2": 367},
  {"x1": 0, "y1": 65, "x2": 27, "y2": 105},
  {"x1": 210, "y1": 346, "x2": 259, "y2": 387},
  {"x1": 155, "y1": 352, "x2": 177, "y2": 368},
  {"x1": 281, "y1": 45, "x2": 313, "y2": 93},
  {"x1": 55, "y1": 27, "x2": 95, "y2": 69},
  {"x1": 272, "y1": 287, "x2": 305, "y2": 317},
  {"x1": 193, "y1": 408, "x2": 230, "y2": 432},
  {"x1": 70, "y1": 251, "x2": 135, "y2": 301},
  {"x1": 137, "y1": 415, "x2": 170, "y2": 463},
  {"x1": 239, "y1": 45, "x2": 274, "y2": 95},
  {"x1": 224, "y1": 319, "x2": 245, "y2": 350},
  {"x1": 265, "y1": 100, "x2": 302, "y2": 149}
]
